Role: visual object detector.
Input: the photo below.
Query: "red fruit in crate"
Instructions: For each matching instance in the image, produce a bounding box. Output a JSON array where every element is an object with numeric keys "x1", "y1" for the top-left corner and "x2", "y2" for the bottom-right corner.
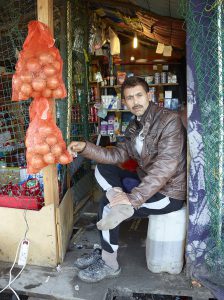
[
  {"x1": 47, "y1": 76, "x2": 60, "y2": 89},
  {"x1": 39, "y1": 52, "x2": 54, "y2": 65},
  {"x1": 43, "y1": 64, "x2": 57, "y2": 77},
  {"x1": 52, "y1": 87, "x2": 64, "y2": 99},
  {"x1": 20, "y1": 83, "x2": 32, "y2": 96},
  {"x1": 32, "y1": 78, "x2": 46, "y2": 92},
  {"x1": 20, "y1": 72, "x2": 33, "y2": 83},
  {"x1": 43, "y1": 152, "x2": 55, "y2": 164},
  {"x1": 26, "y1": 58, "x2": 41, "y2": 73}
]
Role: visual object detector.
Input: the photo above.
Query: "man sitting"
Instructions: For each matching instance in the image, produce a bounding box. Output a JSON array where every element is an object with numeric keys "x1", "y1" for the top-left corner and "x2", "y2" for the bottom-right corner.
[{"x1": 68, "y1": 76, "x2": 186, "y2": 283}]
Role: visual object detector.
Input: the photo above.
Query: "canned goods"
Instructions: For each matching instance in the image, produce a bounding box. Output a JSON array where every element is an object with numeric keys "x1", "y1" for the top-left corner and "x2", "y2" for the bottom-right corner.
[
  {"x1": 161, "y1": 72, "x2": 167, "y2": 83},
  {"x1": 154, "y1": 72, "x2": 160, "y2": 84}
]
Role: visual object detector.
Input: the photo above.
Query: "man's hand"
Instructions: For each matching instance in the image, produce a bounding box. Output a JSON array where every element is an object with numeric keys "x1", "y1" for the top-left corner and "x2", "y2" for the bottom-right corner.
[
  {"x1": 67, "y1": 141, "x2": 86, "y2": 156},
  {"x1": 106, "y1": 187, "x2": 132, "y2": 207}
]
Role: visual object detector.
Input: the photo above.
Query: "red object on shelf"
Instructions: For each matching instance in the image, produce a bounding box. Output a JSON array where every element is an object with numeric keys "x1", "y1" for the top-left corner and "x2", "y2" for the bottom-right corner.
[{"x1": 0, "y1": 195, "x2": 43, "y2": 210}]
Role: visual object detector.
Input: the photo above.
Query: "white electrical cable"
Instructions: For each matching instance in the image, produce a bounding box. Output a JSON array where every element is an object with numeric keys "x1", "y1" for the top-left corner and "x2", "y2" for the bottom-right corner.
[
  {"x1": 0, "y1": 239, "x2": 25, "y2": 298},
  {"x1": 0, "y1": 210, "x2": 29, "y2": 299}
]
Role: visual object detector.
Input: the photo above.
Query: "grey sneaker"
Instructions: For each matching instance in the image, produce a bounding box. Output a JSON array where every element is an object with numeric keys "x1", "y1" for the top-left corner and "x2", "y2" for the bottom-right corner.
[
  {"x1": 74, "y1": 248, "x2": 102, "y2": 269},
  {"x1": 78, "y1": 258, "x2": 121, "y2": 283}
]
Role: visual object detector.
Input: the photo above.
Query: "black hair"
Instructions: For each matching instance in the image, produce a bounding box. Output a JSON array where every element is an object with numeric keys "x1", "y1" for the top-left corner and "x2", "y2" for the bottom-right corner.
[{"x1": 121, "y1": 76, "x2": 149, "y2": 99}]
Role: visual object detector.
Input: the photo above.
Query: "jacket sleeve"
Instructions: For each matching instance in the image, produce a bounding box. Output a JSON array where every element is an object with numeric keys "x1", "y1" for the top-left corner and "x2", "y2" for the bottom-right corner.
[
  {"x1": 129, "y1": 115, "x2": 184, "y2": 208},
  {"x1": 79, "y1": 141, "x2": 130, "y2": 164}
]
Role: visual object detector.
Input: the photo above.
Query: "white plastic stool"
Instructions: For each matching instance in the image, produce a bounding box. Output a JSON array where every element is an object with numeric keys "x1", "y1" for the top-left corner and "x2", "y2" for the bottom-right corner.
[{"x1": 146, "y1": 205, "x2": 187, "y2": 274}]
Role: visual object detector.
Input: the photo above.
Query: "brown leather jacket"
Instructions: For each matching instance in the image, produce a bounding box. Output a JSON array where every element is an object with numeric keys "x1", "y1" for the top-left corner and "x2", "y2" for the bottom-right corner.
[{"x1": 81, "y1": 102, "x2": 186, "y2": 208}]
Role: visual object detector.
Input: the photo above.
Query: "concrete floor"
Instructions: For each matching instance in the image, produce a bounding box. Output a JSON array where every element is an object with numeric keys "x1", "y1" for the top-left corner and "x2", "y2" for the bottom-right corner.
[{"x1": 0, "y1": 209, "x2": 214, "y2": 300}]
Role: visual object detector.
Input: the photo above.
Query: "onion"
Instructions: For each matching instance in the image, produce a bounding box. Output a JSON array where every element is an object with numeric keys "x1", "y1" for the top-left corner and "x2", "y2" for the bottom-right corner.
[
  {"x1": 28, "y1": 166, "x2": 40, "y2": 174},
  {"x1": 26, "y1": 147, "x2": 33, "y2": 154},
  {"x1": 39, "y1": 52, "x2": 54, "y2": 65},
  {"x1": 43, "y1": 152, "x2": 55, "y2": 164},
  {"x1": 30, "y1": 154, "x2": 45, "y2": 169},
  {"x1": 45, "y1": 134, "x2": 58, "y2": 146},
  {"x1": 43, "y1": 64, "x2": 56, "y2": 77},
  {"x1": 32, "y1": 78, "x2": 46, "y2": 91},
  {"x1": 41, "y1": 88, "x2": 52, "y2": 98},
  {"x1": 48, "y1": 49, "x2": 57, "y2": 59},
  {"x1": 16, "y1": 60, "x2": 23, "y2": 71},
  {"x1": 33, "y1": 135, "x2": 44, "y2": 145},
  {"x1": 20, "y1": 83, "x2": 32, "y2": 96},
  {"x1": 34, "y1": 142, "x2": 50, "y2": 155},
  {"x1": 51, "y1": 144, "x2": 62, "y2": 157},
  {"x1": 47, "y1": 76, "x2": 60, "y2": 90},
  {"x1": 26, "y1": 58, "x2": 41, "y2": 73},
  {"x1": 54, "y1": 61, "x2": 61, "y2": 71},
  {"x1": 20, "y1": 73, "x2": 33, "y2": 83},
  {"x1": 37, "y1": 71, "x2": 47, "y2": 80},
  {"x1": 25, "y1": 139, "x2": 31, "y2": 147},
  {"x1": 26, "y1": 151, "x2": 33, "y2": 161},
  {"x1": 12, "y1": 76, "x2": 22, "y2": 89},
  {"x1": 58, "y1": 153, "x2": 71, "y2": 164},
  {"x1": 38, "y1": 126, "x2": 53, "y2": 137},
  {"x1": 18, "y1": 92, "x2": 28, "y2": 100},
  {"x1": 31, "y1": 91, "x2": 42, "y2": 98},
  {"x1": 52, "y1": 87, "x2": 64, "y2": 99}
]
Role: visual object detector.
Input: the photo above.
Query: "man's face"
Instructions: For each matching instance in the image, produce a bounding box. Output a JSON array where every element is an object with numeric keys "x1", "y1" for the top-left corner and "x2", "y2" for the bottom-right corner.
[{"x1": 123, "y1": 85, "x2": 150, "y2": 117}]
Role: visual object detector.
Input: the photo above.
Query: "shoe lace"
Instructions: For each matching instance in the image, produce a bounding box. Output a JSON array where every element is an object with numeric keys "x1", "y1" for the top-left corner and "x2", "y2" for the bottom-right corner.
[
  {"x1": 81, "y1": 248, "x2": 101, "y2": 260},
  {"x1": 88, "y1": 258, "x2": 104, "y2": 271}
]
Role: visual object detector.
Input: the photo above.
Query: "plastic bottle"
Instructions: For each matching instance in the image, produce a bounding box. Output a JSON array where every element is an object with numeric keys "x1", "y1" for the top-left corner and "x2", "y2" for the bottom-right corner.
[{"x1": 146, "y1": 205, "x2": 187, "y2": 274}]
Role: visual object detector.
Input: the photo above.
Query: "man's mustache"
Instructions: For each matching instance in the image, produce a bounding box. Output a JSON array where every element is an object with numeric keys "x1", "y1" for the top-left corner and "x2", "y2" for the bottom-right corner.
[{"x1": 132, "y1": 105, "x2": 143, "y2": 110}]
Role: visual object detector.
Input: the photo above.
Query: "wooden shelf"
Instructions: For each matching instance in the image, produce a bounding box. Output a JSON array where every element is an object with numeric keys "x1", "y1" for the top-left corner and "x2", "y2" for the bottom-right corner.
[
  {"x1": 101, "y1": 134, "x2": 125, "y2": 137},
  {"x1": 100, "y1": 83, "x2": 178, "y2": 89},
  {"x1": 148, "y1": 83, "x2": 179, "y2": 87},
  {"x1": 100, "y1": 85, "x2": 121, "y2": 88},
  {"x1": 115, "y1": 61, "x2": 181, "y2": 66},
  {"x1": 107, "y1": 109, "x2": 130, "y2": 112}
]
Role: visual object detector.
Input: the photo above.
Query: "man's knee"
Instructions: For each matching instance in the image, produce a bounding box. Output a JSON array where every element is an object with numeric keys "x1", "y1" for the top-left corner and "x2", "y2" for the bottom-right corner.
[
  {"x1": 95, "y1": 164, "x2": 117, "y2": 178},
  {"x1": 95, "y1": 163, "x2": 105, "y2": 176}
]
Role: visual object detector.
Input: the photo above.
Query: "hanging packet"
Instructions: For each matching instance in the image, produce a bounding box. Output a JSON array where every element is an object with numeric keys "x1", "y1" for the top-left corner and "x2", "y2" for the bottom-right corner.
[
  {"x1": 12, "y1": 20, "x2": 66, "y2": 101},
  {"x1": 25, "y1": 98, "x2": 72, "y2": 174}
]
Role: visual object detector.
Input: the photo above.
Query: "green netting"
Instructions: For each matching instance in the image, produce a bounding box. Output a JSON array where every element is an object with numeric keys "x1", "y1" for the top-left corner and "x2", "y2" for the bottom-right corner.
[
  {"x1": 70, "y1": 0, "x2": 98, "y2": 181},
  {"x1": 0, "y1": 0, "x2": 72, "y2": 204},
  {"x1": 0, "y1": 0, "x2": 35, "y2": 168},
  {"x1": 180, "y1": 0, "x2": 224, "y2": 275}
]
